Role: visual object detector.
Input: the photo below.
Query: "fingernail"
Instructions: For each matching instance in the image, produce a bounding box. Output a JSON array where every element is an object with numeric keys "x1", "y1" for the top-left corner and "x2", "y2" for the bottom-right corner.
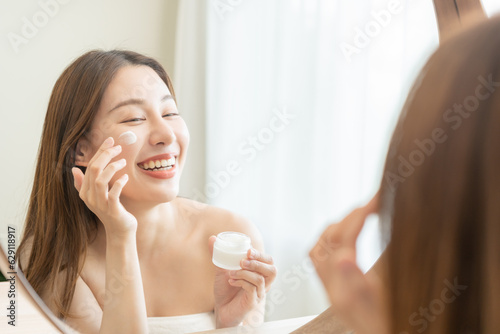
[
  {"x1": 104, "y1": 137, "x2": 113, "y2": 147},
  {"x1": 229, "y1": 271, "x2": 237, "y2": 277},
  {"x1": 242, "y1": 260, "x2": 251, "y2": 268},
  {"x1": 249, "y1": 249, "x2": 257, "y2": 258}
]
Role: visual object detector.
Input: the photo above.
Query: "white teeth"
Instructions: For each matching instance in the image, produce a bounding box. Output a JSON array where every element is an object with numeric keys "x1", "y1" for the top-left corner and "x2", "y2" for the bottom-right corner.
[{"x1": 140, "y1": 157, "x2": 176, "y2": 170}]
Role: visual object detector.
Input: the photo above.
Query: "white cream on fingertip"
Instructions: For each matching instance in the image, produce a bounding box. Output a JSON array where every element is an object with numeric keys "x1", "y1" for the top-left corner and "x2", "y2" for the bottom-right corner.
[{"x1": 118, "y1": 131, "x2": 137, "y2": 145}]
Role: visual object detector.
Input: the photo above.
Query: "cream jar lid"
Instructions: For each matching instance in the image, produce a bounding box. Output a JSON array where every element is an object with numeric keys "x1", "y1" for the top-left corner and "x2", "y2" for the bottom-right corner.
[{"x1": 214, "y1": 232, "x2": 251, "y2": 252}]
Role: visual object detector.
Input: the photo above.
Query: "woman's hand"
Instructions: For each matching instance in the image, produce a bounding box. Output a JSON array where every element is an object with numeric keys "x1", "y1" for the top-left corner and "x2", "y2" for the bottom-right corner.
[
  {"x1": 72, "y1": 137, "x2": 147, "y2": 333},
  {"x1": 310, "y1": 193, "x2": 389, "y2": 334},
  {"x1": 72, "y1": 137, "x2": 137, "y2": 238},
  {"x1": 209, "y1": 236, "x2": 277, "y2": 328}
]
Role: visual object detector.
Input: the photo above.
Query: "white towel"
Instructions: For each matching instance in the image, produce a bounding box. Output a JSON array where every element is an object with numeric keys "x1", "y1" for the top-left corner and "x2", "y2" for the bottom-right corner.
[{"x1": 148, "y1": 312, "x2": 216, "y2": 334}]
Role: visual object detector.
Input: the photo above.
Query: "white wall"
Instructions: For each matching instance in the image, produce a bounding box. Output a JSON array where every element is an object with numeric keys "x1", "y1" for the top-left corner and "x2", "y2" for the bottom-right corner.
[{"x1": 0, "y1": 0, "x2": 184, "y2": 246}]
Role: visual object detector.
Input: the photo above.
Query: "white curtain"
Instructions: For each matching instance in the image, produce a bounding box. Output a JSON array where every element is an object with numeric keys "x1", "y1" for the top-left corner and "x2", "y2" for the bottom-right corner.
[
  {"x1": 203, "y1": 0, "x2": 439, "y2": 320},
  {"x1": 173, "y1": 0, "x2": 500, "y2": 321}
]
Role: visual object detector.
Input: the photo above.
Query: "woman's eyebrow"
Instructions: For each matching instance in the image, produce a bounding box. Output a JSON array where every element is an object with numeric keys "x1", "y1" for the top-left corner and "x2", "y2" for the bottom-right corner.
[{"x1": 108, "y1": 94, "x2": 173, "y2": 113}]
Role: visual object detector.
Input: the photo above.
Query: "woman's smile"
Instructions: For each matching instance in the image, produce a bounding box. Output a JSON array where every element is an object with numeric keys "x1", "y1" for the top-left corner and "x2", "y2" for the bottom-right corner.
[{"x1": 137, "y1": 153, "x2": 178, "y2": 179}]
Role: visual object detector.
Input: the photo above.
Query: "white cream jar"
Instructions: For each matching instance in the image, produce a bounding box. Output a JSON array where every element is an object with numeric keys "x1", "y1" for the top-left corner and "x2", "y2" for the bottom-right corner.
[{"x1": 212, "y1": 232, "x2": 252, "y2": 270}]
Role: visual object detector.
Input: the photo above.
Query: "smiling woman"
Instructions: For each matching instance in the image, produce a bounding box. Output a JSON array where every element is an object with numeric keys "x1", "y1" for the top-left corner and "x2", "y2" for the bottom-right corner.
[{"x1": 16, "y1": 50, "x2": 277, "y2": 334}]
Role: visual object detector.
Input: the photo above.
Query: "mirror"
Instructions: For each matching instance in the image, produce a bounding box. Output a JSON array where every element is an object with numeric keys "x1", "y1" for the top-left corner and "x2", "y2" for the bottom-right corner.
[
  {"x1": 0, "y1": 245, "x2": 78, "y2": 332},
  {"x1": 2, "y1": 0, "x2": 500, "y2": 332}
]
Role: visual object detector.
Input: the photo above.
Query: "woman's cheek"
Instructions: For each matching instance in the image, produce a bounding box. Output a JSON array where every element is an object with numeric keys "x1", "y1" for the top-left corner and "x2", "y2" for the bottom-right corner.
[
  {"x1": 117, "y1": 131, "x2": 138, "y2": 146},
  {"x1": 178, "y1": 120, "x2": 190, "y2": 150}
]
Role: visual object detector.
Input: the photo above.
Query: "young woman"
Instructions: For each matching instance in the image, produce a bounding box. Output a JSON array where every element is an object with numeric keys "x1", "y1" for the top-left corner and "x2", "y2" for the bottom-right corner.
[
  {"x1": 17, "y1": 50, "x2": 277, "y2": 334},
  {"x1": 311, "y1": 15, "x2": 500, "y2": 334}
]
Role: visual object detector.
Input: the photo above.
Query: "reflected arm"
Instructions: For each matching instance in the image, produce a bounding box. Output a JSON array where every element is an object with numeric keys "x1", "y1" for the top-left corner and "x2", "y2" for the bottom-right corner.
[{"x1": 291, "y1": 250, "x2": 387, "y2": 334}]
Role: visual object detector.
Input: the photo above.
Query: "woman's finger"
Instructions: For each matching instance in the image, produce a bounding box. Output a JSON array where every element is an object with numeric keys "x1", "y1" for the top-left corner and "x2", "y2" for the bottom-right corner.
[
  {"x1": 328, "y1": 207, "x2": 372, "y2": 247},
  {"x1": 309, "y1": 224, "x2": 341, "y2": 264},
  {"x1": 108, "y1": 173, "x2": 129, "y2": 203},
  {"x1": 85, "y1": 145, "x2": 122, "y2": 181},
  {"x1": 86, "y1": 136, "x2": 114, "y2": 166},
  {"x1": 82, "y1": 137, "x2": 121, "y2": 184},
  {"x1": 320, "y1": 193, "x2": 380, "y2": 253},
  {"x1": 94, "y1": 159, "x2": 127, "y2": 195},
  {"x1": 80, "y1": 143, "x2": 122, "y2": 207},
  {"x1": 208, "y1": 235, "x2": 217, "y2": 256},
  {"x1": 247, "y1": 248, "x2": 274, "y2": 264},
  {"x1": 309, "y1": 195, "x2": 379, "y2": 276},
  {"x1": 228, "y1": 278, "x2": 263, "y2": 302},
  {"x1": 240, "y1": 259, "x2": 276, "y2": 289},
  {"x1": 229, "y1": 270, "x2": 266, "y2": 300},
  {"x1": 72, "y1": 167, "x2": 85, "y2": 192},
  {"x1": 75, "y1": 136, "x2": 123, "y2": 206}
]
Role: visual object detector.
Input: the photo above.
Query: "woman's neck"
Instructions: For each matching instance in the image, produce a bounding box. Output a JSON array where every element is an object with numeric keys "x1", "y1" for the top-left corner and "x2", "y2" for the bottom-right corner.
[{"x1": 97, "y1": 198, "x2": 185, "y2": 259}]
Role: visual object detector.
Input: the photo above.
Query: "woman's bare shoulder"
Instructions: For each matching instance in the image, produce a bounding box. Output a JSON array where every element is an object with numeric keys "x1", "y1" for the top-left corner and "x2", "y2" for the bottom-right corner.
[{"x1": 174, "y1": 197, "x2": 264, "y2": 249}]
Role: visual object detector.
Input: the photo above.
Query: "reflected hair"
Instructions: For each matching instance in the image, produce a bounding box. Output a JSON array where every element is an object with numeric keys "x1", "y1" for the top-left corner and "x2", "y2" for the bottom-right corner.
[
  {"x1": 379, "y1": 16, "x2": 500, "y2": 333},
  {"x1": 17, "y1": 50, "x2": 176, "y2": 318}
]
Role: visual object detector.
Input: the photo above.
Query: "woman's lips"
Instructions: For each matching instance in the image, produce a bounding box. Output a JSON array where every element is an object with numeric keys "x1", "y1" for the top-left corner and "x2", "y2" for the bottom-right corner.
[{"x1": 138, "y1": 163, "x2": 177, "y2": 179}]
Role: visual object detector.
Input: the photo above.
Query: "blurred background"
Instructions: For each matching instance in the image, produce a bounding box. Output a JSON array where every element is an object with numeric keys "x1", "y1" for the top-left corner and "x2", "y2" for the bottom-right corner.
[{"x1": 1, "y1": 0, "x2": 500, "y2": 321}]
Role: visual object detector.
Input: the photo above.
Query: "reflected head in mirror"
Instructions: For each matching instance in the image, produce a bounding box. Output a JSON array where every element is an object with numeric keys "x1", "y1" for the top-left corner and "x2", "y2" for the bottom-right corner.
[{"x1": 16, "y1": 50, "x2": 178, "y2": 319}]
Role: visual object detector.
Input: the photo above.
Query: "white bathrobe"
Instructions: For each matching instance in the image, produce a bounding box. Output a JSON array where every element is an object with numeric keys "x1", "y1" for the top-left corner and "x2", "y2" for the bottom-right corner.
[{"x1": 147, "y1": 312, "x2": 216, "y2": 334}]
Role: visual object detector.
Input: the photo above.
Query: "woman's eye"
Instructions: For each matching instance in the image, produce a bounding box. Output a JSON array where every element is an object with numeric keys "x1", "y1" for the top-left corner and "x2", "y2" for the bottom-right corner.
[
  {"x1": 122, "y1": 118, "x2": 145, "y2": 123},
  {"x1": 163, "y1": 113, "x2": 179, "y2": 118}
]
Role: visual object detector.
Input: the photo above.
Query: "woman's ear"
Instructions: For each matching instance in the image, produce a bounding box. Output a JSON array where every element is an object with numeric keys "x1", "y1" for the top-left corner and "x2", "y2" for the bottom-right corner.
[{"x1": 74, "y1": 137, "x2": 92, "y2": 167}]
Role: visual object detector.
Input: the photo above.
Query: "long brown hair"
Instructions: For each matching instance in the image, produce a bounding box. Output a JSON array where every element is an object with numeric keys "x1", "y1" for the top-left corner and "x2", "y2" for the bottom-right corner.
[
  {"x1": 379, "y1": 16, "x2": 500, "y2": 333},
  {"x1": 18, "y1": 50, "x2": 176, "y2": 318}
]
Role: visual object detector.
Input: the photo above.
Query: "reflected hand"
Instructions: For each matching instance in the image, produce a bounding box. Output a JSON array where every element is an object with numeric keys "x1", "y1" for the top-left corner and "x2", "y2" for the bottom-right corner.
[
  {"x1": 72, "y1": 137, "x2": 137, "y2": 238},
  {"x1": 309, "y1": 193, "x2": 389, "y2": 334},
  {"x1": 209, "y1": 236, "x2": 277, "y2": 328}
]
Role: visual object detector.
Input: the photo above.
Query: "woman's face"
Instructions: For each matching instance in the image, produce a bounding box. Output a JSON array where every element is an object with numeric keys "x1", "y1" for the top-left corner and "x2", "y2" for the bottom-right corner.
[{"x1": 81, "y1": 65, "x2": 189, "y2": 204}]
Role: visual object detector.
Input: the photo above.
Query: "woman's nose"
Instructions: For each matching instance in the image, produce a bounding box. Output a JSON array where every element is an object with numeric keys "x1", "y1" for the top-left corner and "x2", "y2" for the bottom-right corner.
[{"x1": 149, "y1": 116, "x2": 176, "y2": 146}]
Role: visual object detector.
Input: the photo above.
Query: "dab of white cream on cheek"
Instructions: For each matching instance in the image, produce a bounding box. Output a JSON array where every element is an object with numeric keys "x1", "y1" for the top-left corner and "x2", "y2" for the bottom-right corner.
[
  {"x1": 118, "y1": 131, "x2": 137, "y2": 145},
  {"x1": 212, "y1": 232, "x2": 252, "y2": 270}
]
